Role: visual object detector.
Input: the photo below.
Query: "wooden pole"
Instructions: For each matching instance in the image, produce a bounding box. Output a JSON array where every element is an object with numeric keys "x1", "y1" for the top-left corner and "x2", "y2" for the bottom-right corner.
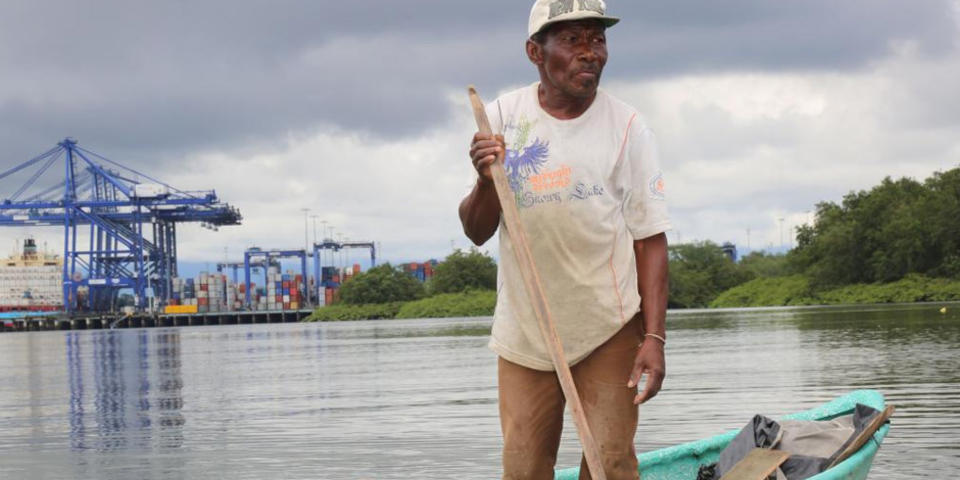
[
  {"x1": 827, "y1": 405, "x2": 895, "y2": 469},
  {"x1": 467, "y1": 86, "x2": 608, "y2": 480}
]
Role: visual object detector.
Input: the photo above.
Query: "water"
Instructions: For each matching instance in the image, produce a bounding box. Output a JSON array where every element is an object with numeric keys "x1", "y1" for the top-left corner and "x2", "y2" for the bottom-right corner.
[{"x1": 0, "y1": 303, "x2": 957, "y2": 479}]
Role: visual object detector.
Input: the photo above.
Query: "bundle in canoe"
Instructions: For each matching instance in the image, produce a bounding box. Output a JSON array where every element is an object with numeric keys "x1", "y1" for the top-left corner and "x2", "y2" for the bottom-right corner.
[{"x1": 554, "y1": 390, "x2": 892, "y2": 480}]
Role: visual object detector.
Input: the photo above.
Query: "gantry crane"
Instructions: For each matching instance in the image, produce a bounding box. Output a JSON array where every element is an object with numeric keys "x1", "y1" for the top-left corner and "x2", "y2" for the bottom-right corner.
[
  {"x1": 217, "y1": 259, "x2": 278, "y2": 285},
  {"x1": 0, "y1": 138, "x2": 241, "y2": 313},
  {"x1": 312, "y1": 240, "x2": 375, "y2": 290},
  {"x1": 243, "y1": 247, "x2": 309, "y2": 308}
]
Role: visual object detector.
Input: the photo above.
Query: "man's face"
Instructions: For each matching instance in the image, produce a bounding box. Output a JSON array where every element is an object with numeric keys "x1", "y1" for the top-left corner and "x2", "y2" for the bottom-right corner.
[{"x1": 535, "y1": 20, "x2": 608, "y2": 99}]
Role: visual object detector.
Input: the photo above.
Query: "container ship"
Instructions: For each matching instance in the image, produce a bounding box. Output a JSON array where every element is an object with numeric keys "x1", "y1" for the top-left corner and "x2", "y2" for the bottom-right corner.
[{"x1": 0, "y1": 238, "x2": 63, "y2": 312}]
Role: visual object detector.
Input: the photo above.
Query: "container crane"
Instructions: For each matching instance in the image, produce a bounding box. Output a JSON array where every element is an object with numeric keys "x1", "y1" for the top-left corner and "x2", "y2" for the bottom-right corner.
[
  {"x1": 243, "y1": 247, "x2": 309, "y2": 308},
  {"x1": 312, "y1": 240, "x2": 375, "y2": 301},
  {"x1": 0, "y1": 138, "x2": 241, "y2": 313},
  {"x1": 217, "y1": 258, "x2": 278, "y2": 285}
]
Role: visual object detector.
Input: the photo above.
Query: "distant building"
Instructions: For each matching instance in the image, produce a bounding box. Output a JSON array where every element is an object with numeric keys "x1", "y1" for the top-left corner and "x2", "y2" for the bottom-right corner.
[{"x1": 720, "y1": 242, "x2": 738, "y2": 262}]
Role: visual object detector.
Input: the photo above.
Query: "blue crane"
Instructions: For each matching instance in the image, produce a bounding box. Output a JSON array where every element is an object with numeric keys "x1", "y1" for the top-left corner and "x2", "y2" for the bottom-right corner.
[
  {"x1": 243, "y1": 247, "x2": 309, "y2": 309},
  {"x1": 217, "y1": 259, "x2": 278, "y2": 286},
  {"x1": 0, "y1": 138, "x2": 241, "y2": 313},
  {"x1": 313, "y1": 240, "x2": 375, "y2": 302}
]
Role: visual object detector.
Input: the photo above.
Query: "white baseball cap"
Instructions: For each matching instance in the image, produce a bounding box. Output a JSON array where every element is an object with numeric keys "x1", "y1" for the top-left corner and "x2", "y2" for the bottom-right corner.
[{"x1": 528, "y1": 0, "x2": 620, "y2": 38}]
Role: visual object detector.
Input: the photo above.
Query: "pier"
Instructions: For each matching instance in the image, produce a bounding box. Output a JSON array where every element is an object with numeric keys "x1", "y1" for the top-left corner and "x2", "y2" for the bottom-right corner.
[{"x1": 0, "y1": 309, "x2": 314, "y2": 332}]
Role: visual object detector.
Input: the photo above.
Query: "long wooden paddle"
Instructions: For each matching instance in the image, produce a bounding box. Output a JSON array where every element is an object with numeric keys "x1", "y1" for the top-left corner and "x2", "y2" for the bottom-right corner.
[{"x1": 467, "y1": 86, "x2": 608, "y2": 480}]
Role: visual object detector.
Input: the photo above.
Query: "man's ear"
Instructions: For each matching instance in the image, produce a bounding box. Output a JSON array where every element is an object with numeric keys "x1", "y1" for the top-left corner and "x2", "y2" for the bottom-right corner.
[{"x1": 526, "y1": 39, "x2": 544, "y2": 66}]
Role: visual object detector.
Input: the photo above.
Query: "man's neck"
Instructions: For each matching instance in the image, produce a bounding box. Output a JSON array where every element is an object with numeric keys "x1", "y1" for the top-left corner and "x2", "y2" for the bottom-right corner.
[{"x1": 538, "y1": 83, "x2": 597, "y2": 120}]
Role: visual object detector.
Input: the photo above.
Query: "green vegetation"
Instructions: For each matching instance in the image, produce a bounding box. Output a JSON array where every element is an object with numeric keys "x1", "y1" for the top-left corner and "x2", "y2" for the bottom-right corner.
[
  {"x1": 306, "y1": 249, "x2": 497, "y2": 322},
  {"x1": 338, "y1": 263, "x2": 425, "y2": 304},
  {"x1": 710, "y1": 276, "x2": 816, "y2": 308},
  {"x1": 668, "y1": 241, "x2": 752, "y2": 308},
  {"x1": 791, "y1": 169, "x2": 960, "y2": 286},
  {"x1": 667, "y1": 249, "x2": 808, "y2": 308},
  {"x1": 677, "y1": 168, "x2": 960, "y2": 308},
  {"x1": 815, "y1": 274, "x2": 960, "y2": 304},
  {"x1": 427, "y1": 248, "x2": 497, "y2": 295},
  {"x1": 395, "y1": 290, "x2": 496, "y2": 318},
  {"x1": 738, "y1": 251, "x2": 794, "y2": 278},
  {"x1": 712, "y1": 274, "x2": 960, "y2": 308},
  {"x1": 304, "y1": 302, "x2": 404, "y2": 321}
]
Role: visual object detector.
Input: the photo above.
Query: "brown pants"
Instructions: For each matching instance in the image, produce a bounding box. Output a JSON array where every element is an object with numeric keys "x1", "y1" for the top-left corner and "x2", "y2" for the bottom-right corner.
[{"x1": 498, "y1": 318, "x2": 642, "y2": 480}]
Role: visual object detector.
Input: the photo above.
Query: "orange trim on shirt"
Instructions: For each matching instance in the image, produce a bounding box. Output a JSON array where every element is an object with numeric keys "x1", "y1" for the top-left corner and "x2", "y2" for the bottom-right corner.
[
  {"x1": 608, "y1": 113, "x2": 636, "y2": 325},
  {"x1": 608, "y1": 236, "x2": 626, "y2": 324},
  {"x1": 615, "y1": 113, "x2": 637, "y2": 165}
]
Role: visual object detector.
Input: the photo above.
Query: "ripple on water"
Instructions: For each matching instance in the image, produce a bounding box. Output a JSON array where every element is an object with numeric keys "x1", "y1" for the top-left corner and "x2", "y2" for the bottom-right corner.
[{"x1": 0, "y1": 306, "x2": 957, "y2": 479}]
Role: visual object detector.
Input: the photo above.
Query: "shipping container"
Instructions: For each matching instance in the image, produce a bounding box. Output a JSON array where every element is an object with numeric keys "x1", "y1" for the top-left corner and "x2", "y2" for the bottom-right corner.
[{"x1": 164, "y1": 304, "x2": 198, "y2": 314}]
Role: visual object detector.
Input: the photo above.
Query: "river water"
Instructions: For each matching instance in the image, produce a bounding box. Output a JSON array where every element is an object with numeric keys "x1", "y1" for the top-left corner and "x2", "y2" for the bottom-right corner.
[{"x1": 1, "y1": 303, "x2": 957, "y2": 479}]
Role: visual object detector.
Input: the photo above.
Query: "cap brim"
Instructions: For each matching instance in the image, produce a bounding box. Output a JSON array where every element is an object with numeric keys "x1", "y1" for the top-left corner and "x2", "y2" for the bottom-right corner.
[{"x1": 532, "y1": 14, "x2": 619, "y2": 37}]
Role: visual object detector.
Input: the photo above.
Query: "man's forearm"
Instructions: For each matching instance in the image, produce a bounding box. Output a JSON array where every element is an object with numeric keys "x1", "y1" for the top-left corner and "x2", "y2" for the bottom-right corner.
[
  {"x1": 459, "y1": 178, "x2": 502, "y2": 245},
  {"x1": 634, "y1": 233, "x2": 668, "y2": 338}
]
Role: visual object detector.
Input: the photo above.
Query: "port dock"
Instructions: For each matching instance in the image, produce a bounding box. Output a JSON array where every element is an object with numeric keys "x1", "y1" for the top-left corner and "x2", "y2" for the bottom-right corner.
[
  {"x1": 0, "y1": 140, "x2": 394, "y2": 325},
  {"x1": 1, "y1": 309, "x2": 314, "y2": 332}
]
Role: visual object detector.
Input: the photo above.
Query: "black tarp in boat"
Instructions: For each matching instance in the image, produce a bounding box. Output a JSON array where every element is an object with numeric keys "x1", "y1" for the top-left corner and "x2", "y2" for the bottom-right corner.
[{"x1": 697, "y1": 404, "x2": 883, "y2": 480}]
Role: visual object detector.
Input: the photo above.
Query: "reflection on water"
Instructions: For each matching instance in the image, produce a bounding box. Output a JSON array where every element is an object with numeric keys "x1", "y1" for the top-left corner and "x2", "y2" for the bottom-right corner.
[
  {"x1": 0, "y1": 305, "x2": 957, "y2": 479},
  {"x1": 64, "y1": 330, "x2": 186, "y2": 455}
]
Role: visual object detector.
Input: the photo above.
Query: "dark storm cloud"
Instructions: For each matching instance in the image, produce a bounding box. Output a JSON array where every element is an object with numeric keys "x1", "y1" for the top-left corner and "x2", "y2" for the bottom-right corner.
[
  {"x1": 607, "y1": 1, "x2": 956, "y2": 77},
  {"x1": 0, "y1": 0, "x2": 955, "y2": 167}
]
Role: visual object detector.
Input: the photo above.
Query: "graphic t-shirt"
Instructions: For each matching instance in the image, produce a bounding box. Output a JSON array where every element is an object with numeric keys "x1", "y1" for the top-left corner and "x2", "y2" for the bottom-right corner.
[{"x1": 485, "y1": 82, "x2": 671, "y2": 371}]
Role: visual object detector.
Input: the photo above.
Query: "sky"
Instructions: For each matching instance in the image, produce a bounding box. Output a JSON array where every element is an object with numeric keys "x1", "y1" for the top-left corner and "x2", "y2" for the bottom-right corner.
[{"x1": 2, "y1": 0, "x2": 960, "y2": 270}]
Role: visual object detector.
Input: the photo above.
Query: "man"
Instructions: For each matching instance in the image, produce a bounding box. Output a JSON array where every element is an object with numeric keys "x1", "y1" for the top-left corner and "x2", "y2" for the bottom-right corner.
[{"x1": 458, "y1": 1, "x2": 670, "y2": 479}]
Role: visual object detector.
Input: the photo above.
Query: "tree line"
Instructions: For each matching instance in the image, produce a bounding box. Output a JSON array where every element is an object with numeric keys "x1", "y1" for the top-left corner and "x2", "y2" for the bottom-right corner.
[
  {"x1": 336, "y1": 248, "x2": 497, "y2": 305},
  {"x1": 326, "y1": 167, "x2": 960, "y2": 311},
  {"x1": 791, "y1": 168, "x2": 960, "y2": 286},
  {"x1": 670, "y1": 168, "x2": 960, "y2": 307}
]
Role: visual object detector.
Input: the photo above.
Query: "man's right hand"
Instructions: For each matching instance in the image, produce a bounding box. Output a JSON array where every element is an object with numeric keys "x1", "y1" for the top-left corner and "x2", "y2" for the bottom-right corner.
[
  {"x1": 470, "y1": 132, "x2": 505, "y2": 184},
  {"x1": 460, "y1": 132, "x2": 506, "y2": 245}
]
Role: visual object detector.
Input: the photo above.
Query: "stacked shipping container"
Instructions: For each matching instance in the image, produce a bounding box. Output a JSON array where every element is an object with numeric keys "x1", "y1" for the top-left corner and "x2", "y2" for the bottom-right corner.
[
  {"x1": 170, "y1": 273, "x2": 235, "y2": 313},
  {"x1": 262, "y1": 266, "x2": 305, "y2": 310},
  {"x1": 317, "y1": 264, "x2": 360, "y2": 307},
  {"x1": 168, "y1": 266, "x2": 307, "y2": 313},
  {"x1": 404, "y1": 260, "x2": 438, "y2": 283}
]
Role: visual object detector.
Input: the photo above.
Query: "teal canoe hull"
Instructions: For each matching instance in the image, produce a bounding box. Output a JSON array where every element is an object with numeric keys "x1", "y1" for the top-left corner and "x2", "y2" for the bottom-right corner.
[{"x1": 555, "y1": 389, "x2": 888, "y2": 480}]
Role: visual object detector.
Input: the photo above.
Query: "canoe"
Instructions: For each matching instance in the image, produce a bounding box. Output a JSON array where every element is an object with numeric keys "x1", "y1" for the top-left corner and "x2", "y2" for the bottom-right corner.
[{"x1": 555, "y1": 389, "x2": 889, "y2": 480}]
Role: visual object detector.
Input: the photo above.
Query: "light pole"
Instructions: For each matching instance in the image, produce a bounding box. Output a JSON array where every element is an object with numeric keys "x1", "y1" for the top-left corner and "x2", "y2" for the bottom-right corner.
[
  {"x1": 301, "y1": 208, "x2": 310, "y2": 256},
  {"x1": 746, "y1": 228, "x2": 751, "y2": 250},
  {"x1": 310, "y1": 215, "x2": 319, "y2": 246},
  {"x1": 778, "y1": 217, "x2": 785, "y2": 249},
  {"x1": 319, "y1": 220, "x2": 328, "y2": 266}
]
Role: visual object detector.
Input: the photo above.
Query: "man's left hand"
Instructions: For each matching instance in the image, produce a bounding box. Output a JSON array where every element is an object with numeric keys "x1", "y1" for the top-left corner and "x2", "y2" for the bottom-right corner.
[{"x1": 628, "y1": 337, "x2": 665, "y2": 405}]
